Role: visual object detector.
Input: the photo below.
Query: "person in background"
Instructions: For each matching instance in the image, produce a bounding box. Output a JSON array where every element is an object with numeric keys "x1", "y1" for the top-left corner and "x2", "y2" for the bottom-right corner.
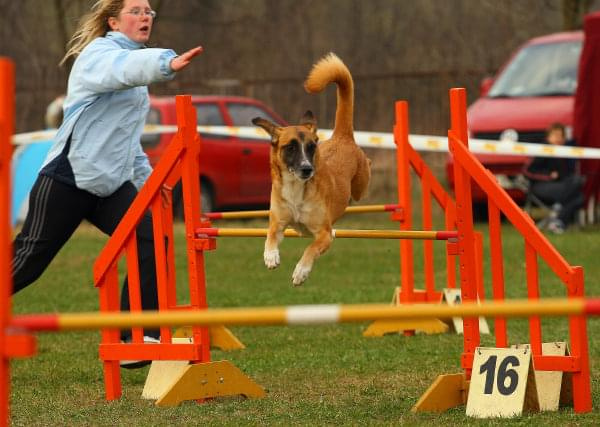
[
  {"x1": 11, "y1": 0, "x2": 202, "y2": 368},
  {"x1": 524, "y1": 122, "x2": 585, "y2": 234},
  {"x1": 45, "y1": 95, "x2": 65, "y2": 129}
]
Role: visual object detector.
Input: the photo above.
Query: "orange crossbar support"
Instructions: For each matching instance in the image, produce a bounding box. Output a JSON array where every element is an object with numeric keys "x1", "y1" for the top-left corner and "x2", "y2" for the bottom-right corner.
[
  {"x1": 393, "y1": 101, "x2": 464, "y2": 305},
  {"x1": 447, "y1": 88, "x2": 591, "y2": 412},
  {"x1": 10, "y1": 298, "x2": 600, "y2": 332},
  {"x1": 205, "y1": 204, "x2": 401, "y2": 220},
  {"x1": 92, "y1": 96, "x2": 214, "y2": 401},
  {"x1": 195, "y1": 227, "x2": 457, "y2": 240}
]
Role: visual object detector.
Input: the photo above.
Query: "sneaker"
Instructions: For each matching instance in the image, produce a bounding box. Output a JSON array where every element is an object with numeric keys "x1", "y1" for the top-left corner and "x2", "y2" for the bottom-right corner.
[
  {"x1": 547, "y1": 219, "x2": 565, "y2": 235},
  {"x1": 120, "y1": 335, "x2": 160, "y2": 369}
]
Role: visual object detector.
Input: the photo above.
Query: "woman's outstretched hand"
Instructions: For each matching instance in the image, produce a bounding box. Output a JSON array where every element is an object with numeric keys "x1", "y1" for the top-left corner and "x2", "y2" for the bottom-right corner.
[{"x1": 170, "y1": 46, "x2": 203, "y2": 72}]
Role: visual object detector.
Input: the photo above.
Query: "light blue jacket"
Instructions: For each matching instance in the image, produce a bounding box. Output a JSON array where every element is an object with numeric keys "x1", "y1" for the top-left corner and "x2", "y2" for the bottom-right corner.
[{"x1": 41, "y1": 31, "x2": 177, "y2": 197}]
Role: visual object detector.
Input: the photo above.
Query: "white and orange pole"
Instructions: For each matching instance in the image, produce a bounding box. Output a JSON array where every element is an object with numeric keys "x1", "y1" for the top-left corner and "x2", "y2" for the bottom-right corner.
[
  {"x1": 10, "y1": 298, "x2": 600, "y2": 332},
  {"x1": 205, "y1": 204, "x2": 401, "y2": 220}
]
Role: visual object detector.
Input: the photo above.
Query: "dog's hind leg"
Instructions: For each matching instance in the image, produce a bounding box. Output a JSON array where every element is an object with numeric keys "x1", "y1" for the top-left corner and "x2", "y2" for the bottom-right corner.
[
  {"x1": 264, "y1": 218, "x2": 285, "y2": 269},
  {"x1": 292, "y1": 228, "x2": 333, "y2": 286}
]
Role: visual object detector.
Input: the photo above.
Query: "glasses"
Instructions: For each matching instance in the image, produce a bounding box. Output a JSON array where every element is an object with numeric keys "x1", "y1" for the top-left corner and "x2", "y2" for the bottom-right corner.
[{"x1": 123, "y1": 7, "x2": 157, "y2": 18}]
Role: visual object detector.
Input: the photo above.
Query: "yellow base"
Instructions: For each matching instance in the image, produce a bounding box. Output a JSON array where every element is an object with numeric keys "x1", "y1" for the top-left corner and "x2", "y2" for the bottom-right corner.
[
  {"x1": 145, "y1": 360, "x2": 266, "y2": 406},
  {"x1": 173, "y1": 325, "x2": 245, "y2": 351},
  {"x1": 412, "y1": 373, "x2": 469, "y2": 412},
  {"x1": 363, "y1": 318, "x2": 449, "y2": 336},
  {"x1": 363, "y1": 287, "x2": 448, "y2": 336}
]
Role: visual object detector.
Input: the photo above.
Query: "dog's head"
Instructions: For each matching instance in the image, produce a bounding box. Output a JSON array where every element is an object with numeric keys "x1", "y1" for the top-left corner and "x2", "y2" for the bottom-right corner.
[{"x1": 252, "y1": 111, "x2": 319, "y2": 181}]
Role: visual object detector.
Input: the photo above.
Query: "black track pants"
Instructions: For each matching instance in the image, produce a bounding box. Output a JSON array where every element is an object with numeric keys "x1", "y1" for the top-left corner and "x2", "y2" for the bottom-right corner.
[{"x1": 12, "y1": 175, "x2": 159, "y2": 337}]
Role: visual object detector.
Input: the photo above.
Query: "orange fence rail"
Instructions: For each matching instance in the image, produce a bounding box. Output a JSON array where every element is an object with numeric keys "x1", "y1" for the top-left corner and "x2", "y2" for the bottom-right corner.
[{"x1": 448, "y1": 88, "x2": 591, "y2": 412}]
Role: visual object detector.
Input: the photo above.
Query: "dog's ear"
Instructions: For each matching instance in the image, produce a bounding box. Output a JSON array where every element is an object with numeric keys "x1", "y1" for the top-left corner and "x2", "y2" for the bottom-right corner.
[
  {"x1": 252, "y1": 117, "x2": 281, "y2": 146},
  {"x1": 300, "y1": 110, "x2": 317, "y2": 133}
]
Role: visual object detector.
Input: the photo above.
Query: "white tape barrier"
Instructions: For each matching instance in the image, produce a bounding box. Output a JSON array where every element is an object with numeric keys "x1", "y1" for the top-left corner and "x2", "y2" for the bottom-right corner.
[{"x1": 12, "y1": 125, "x2": 600, "y2": 159}]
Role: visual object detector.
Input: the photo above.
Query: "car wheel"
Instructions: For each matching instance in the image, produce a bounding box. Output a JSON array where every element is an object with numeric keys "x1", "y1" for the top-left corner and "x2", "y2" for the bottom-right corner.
[{"x1": 201, "y1": 181, "x2": 214, "y2": 213}]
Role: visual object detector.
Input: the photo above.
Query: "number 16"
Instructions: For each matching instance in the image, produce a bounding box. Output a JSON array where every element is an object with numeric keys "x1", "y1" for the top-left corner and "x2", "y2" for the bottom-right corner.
[{"x1": 479, "y1": 355, "x2": 520, "y2": 395}]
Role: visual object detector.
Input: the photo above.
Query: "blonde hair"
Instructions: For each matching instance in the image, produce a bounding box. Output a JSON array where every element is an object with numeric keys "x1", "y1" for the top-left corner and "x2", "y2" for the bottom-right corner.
[{"x1": 60, "y1": 0, "x2": 125, "y2": 65}]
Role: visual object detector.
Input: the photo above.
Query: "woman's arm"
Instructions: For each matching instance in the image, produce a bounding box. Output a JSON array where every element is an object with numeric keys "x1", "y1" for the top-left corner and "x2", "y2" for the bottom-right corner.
[{"x1": 73, "y1": 39, "x2": 178, "y2": 92}]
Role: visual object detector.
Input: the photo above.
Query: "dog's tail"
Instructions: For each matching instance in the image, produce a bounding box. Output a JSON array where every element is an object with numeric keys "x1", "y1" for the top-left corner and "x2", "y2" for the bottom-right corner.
[{"x1": 304, "y1": 53, "x2": 353, "y2": 139}]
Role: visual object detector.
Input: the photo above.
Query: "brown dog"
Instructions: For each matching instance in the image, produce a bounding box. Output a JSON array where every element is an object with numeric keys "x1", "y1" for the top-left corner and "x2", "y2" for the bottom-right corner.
[{"x1": 252, "y1": 53, "x2": 371, "y2": 286}]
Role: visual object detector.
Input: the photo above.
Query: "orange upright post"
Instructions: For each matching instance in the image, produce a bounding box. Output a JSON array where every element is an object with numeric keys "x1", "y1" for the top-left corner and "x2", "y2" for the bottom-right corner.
[
  {"x1": 394, "y1": 99, "x2": 459, "y2": 304},
  {"x1": 448, "y1": 89, "x2": 480, "y2": 376},
  {"x1": 0, "y1": 57, "x2": 36, "y2": 427},
  {"x1": 0, "y1": 56, "x2": 15, "y2": 427},
  {"x1": 394, "y1": 101, "x2": 415, "y2": 306},
  {"x1": 364, "y1": 100, "x2": 460, "y2": 337}
]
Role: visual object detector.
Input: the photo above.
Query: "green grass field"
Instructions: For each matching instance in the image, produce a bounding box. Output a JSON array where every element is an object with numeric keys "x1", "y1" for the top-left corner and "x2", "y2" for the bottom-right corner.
[{"x1": 9, "y1": 213, "x2": 600, "y2": 426}]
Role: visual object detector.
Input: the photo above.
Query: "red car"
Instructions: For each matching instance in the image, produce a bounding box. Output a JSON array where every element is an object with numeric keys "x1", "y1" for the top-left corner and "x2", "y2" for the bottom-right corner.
[
  {"x1": 446, "y1": 31, "x2": 583, "y2": 207},
  {"x1": 142, "y1": 95, "x2": 286, "y2": 213}
]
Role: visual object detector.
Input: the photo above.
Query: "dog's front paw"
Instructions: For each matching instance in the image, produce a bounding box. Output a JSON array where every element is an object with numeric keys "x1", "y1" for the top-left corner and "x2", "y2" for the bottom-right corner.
[
  {"x1": 292, "y1": 262, "x2": 312, "y2": 286},
  {"x1": 264, "y1": 249, "x2": 280, "y2": 269}
]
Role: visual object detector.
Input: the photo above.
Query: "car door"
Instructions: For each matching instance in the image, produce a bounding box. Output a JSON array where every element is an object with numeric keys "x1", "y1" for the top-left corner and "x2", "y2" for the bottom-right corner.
[{"x1": 226, "y1": 102, "x2": 276, "y2": 201}]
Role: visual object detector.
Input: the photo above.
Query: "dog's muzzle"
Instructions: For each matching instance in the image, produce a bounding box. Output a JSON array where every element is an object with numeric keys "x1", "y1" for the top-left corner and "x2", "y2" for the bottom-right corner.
[{"x1": 299, "y1": 165, "x2": 314, "y2": 180}]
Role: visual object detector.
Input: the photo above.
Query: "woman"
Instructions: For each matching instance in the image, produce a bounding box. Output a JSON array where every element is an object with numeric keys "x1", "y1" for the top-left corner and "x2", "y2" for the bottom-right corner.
[
  {"x1": 524, "y1": 122, "x2": 585, "y2": 234},
  {"x1": 12, "y1": 0, "x2": 201, "y2": 367}
]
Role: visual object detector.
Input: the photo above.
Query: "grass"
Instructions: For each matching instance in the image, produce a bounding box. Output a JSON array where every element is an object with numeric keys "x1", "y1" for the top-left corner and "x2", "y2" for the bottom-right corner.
[{"x1": 9, "y1": 212, "x2": 600, "y2": 426}]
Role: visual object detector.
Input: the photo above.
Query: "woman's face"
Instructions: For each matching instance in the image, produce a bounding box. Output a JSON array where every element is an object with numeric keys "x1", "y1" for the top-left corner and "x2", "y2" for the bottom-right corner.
[{"x1": 108, "y1": 0, "x2": 154, "y2": 44}]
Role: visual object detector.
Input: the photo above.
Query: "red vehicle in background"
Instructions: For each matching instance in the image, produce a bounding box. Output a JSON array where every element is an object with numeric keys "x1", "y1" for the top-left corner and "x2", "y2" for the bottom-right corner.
[
  {"x1": 446, "y1": 31, "x2": 583, "y2": 208},
  {"x1": 142, "y1": 96, "x2": 286, "y2": 213}
]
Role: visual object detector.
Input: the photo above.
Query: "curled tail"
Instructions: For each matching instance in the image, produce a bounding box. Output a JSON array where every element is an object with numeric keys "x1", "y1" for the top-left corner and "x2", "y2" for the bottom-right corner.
[{"x1": 304, "y1": 53, "x2": 354, "y2": 138}]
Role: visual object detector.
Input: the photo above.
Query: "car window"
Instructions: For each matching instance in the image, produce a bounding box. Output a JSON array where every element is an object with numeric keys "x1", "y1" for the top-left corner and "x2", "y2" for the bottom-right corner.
[
  {"x1": 141, "y1": 107, "x2": 161, "y2": 149},
  {"x1": 195, "y1": 104, "x2": 225, "y2": 126},
  {"x1": 228, "y1": 103, "x2": 279, "y2": 127},
  {"x1": 195, "y1": 104, "x2": 228, "y2": 139},
  {"x1": 489, "y1": 40, "x2": 582, "y2": 98}
]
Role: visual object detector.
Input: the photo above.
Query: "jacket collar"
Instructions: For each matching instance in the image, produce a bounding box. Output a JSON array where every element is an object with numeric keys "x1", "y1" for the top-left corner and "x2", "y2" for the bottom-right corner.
[{"x1": 106, "y1": 31, "x2": 145, "y2": 49}]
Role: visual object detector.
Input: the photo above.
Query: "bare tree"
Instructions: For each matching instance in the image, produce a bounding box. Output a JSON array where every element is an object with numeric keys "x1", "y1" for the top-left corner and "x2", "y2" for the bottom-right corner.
[{"x1": 563, "y1": 0, "x2": 595, "y2": 29}]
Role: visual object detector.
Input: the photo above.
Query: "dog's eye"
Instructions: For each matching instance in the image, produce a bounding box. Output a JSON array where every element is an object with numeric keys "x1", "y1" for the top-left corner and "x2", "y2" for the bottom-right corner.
[
  {"x1": 306, "y1": 142, "x2": 317, "y2": 154},
  {"x1": 285, "y1": 140, "x2": 298, "y2": 152}
]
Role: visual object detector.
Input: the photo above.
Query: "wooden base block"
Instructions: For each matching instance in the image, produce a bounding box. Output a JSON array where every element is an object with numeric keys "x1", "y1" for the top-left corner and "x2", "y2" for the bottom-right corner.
[
  {"x1": 143, "y1": 360, "x2": 190, "y2": 400},
  {"x1": 363, "y1": 318, "x2": 449, "y2": 337},
  {"x1": 151, "y1": 360, "x2": 265, "y2": 406},
  {"x1": 209, "y1": 325, "x2": 246, "y2": 351},
  {"x1": 363, "y1": 287, "x2": 449, "y2": 336},
  {"x1": 411, "y1": 373, "x2": 468, "y2": 412},
  {"x1": 173, "y1": 325, "x2": 245, "y2": 351}
]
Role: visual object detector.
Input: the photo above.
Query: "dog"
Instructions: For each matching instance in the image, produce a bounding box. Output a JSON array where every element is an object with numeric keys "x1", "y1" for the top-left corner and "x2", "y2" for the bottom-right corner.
[{"x1": 252, "y1": 53, "x2": 371, "y2": 286}]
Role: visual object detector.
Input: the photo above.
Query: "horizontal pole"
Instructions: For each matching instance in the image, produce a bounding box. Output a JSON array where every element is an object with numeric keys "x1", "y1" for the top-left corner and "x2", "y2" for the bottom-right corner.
[
  {"x1": 204, "y1": 204, "x2": 401, "y2": 220},
  {"x1": 195, "y1": 227, "x2": 457, "y2": 240},
  {"x1": 9, "y1": 298, "x2": 599, "y2": 332}
]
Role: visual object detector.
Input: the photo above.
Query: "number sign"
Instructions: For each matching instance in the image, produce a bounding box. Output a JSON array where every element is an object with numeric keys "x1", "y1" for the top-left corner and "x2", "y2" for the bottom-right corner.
[{"x1": 466, "y1": 347, "x2": 539, "y2": 418}]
